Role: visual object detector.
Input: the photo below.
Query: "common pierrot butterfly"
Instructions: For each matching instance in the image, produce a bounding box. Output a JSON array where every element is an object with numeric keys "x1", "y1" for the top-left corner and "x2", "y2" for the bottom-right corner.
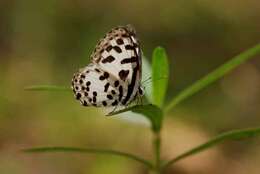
[{"x1": 71, "y1": 25, "x2": 143, "y2": 109}]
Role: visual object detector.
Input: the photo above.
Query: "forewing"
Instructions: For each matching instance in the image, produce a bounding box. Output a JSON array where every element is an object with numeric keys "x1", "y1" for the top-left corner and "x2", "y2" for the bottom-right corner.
[{"x1": 90, "y1": 25, "x2": 142, "y2": 105}]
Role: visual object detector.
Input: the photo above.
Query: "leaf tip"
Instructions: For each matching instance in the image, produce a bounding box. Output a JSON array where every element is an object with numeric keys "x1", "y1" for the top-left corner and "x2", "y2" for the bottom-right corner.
[{"x1": 153, "y1": 46, "x2": 166, "y2": 55}]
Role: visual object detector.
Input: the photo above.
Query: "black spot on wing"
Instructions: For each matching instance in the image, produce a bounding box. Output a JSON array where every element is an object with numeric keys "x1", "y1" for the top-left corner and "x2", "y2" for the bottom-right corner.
[
  {"x1": 104, "y1": 83, "x2": 110, "y2": 92},
  {"x1": 99, "y1": 76, "x2": 105, "y2": 80},
  {"x1": 103, "y1": 72, "x2": 109, "y2": 78},
  {"x1": 100, "y1": 72, "x2": 109, "y2": 80},
  {"x1": 113, "y1": 46, "x2": 122, "y2": 53},
  {"x1": 125, "y1": 45, "x2": 135, "y2": 50},
  {"x1": 86, "y1": 81, "x2": 91, "y2": 86},
  {"x1": 121, "y1": 57, "x2": 138, "y2": 64},
  {"x1": 76, "y1": 93, "x2": 81, "y2": 100},
  {"x1": 118, "y1": 70, "x2": 129, "y2": 81},
  {"x1": 95, "y1": 68, "x2": 100, "y2": 72},
  {"x1": 112, "y1": 100, "x2": 118, "y2": 106},
  {"x1": 93, "y1": 97, "x2": 97, "y2": 103},
  {"x1": 93, "y1": 96, "x2": 97, "y2": 103},
  {"x1": 107, "y1": 94, "x2": 113, "y2": 100},
  {"x1": 116, "y1": 38, "x2": 124, "y2": 45},
  {"x1": 102, "y1": 101, "x2": 107, "y2": 106},
  {"x1": 122, "y1": 33, "x2": 128, "y2": 37},
  {"x1": 83, "y1": 100, "x2": 88, "y2": 106},
  {"x1": 114, "y1": 80, "x2": 119, "y2": 87},
  {"x1": 118, "y1": 85, "x2": 123, "y2": 101},
  {"x1": 106, "y1": 45, "x2": 113, "y2": 52},
  {"x1": 102, "y1": 55, "x2": 115, "y2": 63}
]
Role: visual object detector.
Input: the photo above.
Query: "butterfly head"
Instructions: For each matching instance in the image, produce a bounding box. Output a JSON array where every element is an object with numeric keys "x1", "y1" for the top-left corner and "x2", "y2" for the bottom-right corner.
[{"x1": 125, "y1": 24, "x2": 136, "y2": 35}]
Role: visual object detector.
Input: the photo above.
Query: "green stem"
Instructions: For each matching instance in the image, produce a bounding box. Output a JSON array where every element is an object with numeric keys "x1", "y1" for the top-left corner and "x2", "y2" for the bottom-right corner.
[
  {"x1": 24, "y1": 85, "x2": 70, "y2": 91},
  {"x1": 150, "y1": 132, "x2": 161, "y2": 174},
  {"x1": 23, "y1": 147, "x2": 153, "y2": 169},
  {"x1": 164, "y1": 43, "x2": 260, "y2": 112},
  {"x1": 161, "y1": 127, "x2": 260, "y2": 170}
]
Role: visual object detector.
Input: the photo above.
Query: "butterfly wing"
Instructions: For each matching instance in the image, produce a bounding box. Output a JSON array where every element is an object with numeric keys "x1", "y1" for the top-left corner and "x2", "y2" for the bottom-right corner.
[
  {"x1": 72, "y1": 64, "x2": 121, "y2": 107},
  {"x1": 91, "y1": 25, "x2": 142, "y2": 105},
  {"x1": 72, "y1": 25, "x2": 142, "y2": 107}
]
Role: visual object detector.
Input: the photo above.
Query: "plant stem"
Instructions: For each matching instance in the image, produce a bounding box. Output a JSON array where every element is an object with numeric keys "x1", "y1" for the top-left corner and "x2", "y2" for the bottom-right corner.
[
  {"x1": 150, "y1": 132, "x2": 161, "y2": 174},
  {"x1": 164, "y1": 43, "x2": 260, "y2": 112},
  {"x1": 24, "y1": 146, "x2": 154, "y2": 169}
]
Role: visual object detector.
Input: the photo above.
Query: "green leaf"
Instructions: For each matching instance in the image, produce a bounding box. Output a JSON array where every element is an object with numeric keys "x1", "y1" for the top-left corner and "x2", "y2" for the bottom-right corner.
[
  {"x1": 25, "y1": 85, "x2": 70, "y2": 91},
  {"x1": 23, "y1": 146, "x2": 153, "y2": 169},
  {"x1": 165, "y1": 43, "x2": 260, "y2": 112},
  {"x1": 152, "y1": 47, "x2": 169, "y2": 108},
  {"x1": 108, "y1": 104, "x2": 163, "y2": 133},
  {"x1": 162, "y1": 127, "x2": 260, "y2": 170}
]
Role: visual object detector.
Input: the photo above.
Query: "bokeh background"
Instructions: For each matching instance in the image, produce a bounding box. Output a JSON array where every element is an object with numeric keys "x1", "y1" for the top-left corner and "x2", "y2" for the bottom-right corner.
[{"x1": 1, "y1": 0, "x2": 260, "y2": 174}]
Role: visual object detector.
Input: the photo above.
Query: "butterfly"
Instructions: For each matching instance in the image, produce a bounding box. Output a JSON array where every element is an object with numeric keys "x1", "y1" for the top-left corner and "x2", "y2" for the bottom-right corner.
[{"x1": 71, "y1": 25, "x2": 143, "y2": 109}]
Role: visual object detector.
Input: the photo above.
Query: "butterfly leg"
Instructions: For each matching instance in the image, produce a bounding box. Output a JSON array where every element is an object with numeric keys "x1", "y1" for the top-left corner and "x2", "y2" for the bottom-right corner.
[
  {"x1": 106, "y1": 105, "x2": 119, "y2": 116},
  {"x1": 136, "y1": 95, "x2": 141, "y2": 105},
  {"x1": 136, "y1": 87, "x2": 144, "y2": 105},
  {"x1": 140, "y1": 95, "x2": 144, "y2": 105},
  {"x1": 138, "y1": 94, "x2": 144, "y2": 105}
]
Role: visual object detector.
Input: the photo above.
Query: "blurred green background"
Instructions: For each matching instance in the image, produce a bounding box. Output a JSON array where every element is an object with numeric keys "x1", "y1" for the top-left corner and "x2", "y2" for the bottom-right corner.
[{"x1": 1, "y1": 0, "x2": 260, "y2": 174}]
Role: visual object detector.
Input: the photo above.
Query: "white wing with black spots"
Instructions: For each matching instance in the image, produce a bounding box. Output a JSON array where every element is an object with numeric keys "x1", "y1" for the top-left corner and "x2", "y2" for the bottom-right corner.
[
  {"x1": 72, "y1": 64, "x2": 122, "y2": 107},
  {"x1": 72, "y1": 25, "x2": 143, "y2": 107}
]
